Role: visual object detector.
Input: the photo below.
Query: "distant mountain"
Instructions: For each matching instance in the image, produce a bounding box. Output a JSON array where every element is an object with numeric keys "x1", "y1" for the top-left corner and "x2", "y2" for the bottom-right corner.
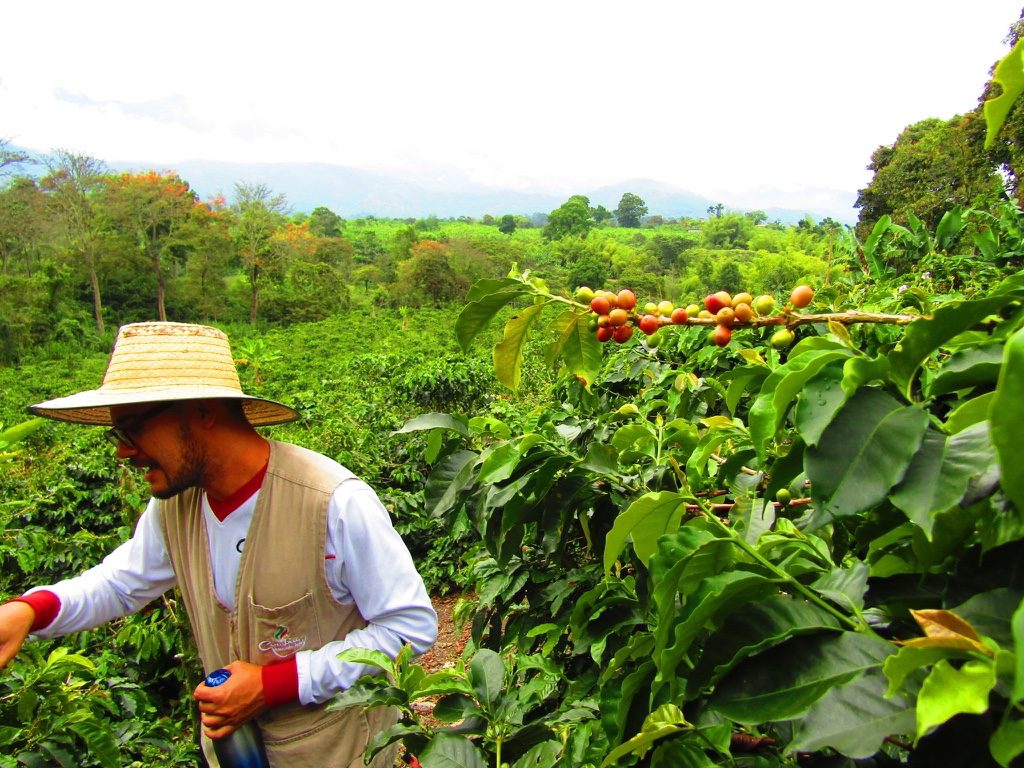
[{"x1": 10, "y1": 145, "x2": 857, "y2": 224}]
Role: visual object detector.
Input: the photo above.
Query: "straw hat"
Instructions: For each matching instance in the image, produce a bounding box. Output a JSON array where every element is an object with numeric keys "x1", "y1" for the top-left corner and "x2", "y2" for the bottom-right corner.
[{"x1": 29, "y1": 322, "x2": 300, "y2": 427}]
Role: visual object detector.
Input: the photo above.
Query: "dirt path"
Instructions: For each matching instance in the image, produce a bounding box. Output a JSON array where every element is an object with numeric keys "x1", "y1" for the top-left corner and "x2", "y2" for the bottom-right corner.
[{"x1": 419, "y1": 592, "x2": 472, "y2": 673}]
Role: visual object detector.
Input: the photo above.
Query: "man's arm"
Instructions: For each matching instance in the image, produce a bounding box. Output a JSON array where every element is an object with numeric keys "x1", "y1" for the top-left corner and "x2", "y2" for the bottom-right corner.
[
  {"x1": 5, "y1": 499, "x2": 177, "y2": 640},
  {"x1": 298, "y1": 482, "x2": 438, "y2": 704}
]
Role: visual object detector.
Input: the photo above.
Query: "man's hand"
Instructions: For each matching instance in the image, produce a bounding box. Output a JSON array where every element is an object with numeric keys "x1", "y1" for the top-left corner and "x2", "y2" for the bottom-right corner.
[
  {"x1": 0, "y1": 602, "x2": 35, "y2": 670},
  {"x1": 193, "y1": 661, "x2": 267, "y2": 739}
]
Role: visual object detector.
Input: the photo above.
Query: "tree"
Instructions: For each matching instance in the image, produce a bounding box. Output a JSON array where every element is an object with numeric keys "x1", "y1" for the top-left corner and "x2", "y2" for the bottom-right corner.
[
  {"x1": 703, "y1": 213, "x2": 755, "y2": 249},
  {"x1": 0, "y1": 177, "x2": 45, "y2": 276},
  {"x1": 854, "y1": 114, "x2": 1000, "y2": 237},
  {"x1": 592, "y1": 205, "x2": 613, "y2": 224},
  {"x1": 40, "y1": 150, "x2": 109, "y2": 333},
  {"x1": 543, "y1": 195, "x2": 594, "y2": 240},
  {"x1": 498, "y1": 215, "x2": 517, "y2": 235},
  {"x1": 394, "y1": 241, "x2": 468, "y2": 306},
  {"x1": 706, "y1": 203, "x2": 725, "y2": 218},
  {"x1": 101, "y1": 171, "x2": 207, "y2": 322},
  {"x1": 0, "y1": 139, "x2": 32, "y2": 178},
  {"x1": 230, "y1": 183, "x2": 289, "y2": 324},
  {"x1": 615, "y1": 193, "x2": 648, "y2": 228},
  {"x1": 307, "y1": 206, "x2": 344, "y2": 238}
]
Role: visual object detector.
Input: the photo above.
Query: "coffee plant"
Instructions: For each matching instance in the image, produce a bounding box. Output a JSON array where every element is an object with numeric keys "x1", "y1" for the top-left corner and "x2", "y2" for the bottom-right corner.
[{"x1": 362, "y1": 254, "x2": 1024, "y2": 767}]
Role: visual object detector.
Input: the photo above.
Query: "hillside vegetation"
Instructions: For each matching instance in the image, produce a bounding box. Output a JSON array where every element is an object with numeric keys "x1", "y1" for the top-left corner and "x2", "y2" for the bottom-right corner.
[{"x1": 4, "y1": 9, "x2": 1024, "y2": 767}]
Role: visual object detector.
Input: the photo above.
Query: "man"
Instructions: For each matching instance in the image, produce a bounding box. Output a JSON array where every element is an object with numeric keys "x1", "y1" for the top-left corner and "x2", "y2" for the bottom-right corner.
[{"x1": 0, "y1": 321, "x2": 437, "y2": 767}]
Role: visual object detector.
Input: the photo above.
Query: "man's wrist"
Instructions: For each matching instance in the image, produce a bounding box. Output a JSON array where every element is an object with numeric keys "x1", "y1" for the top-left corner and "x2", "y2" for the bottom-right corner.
[
  {"x1": 9, "y1": 590, "x2": 60, "y2": 632},
  {"x1": 261, "y1": 657, "x2": 299, "y2": 708}
]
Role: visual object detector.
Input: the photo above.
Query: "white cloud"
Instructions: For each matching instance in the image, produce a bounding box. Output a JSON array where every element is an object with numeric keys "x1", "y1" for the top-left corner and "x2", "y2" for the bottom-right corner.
[{"x1": 2, "y1": 0, "x2": 1020, "y2": 210}]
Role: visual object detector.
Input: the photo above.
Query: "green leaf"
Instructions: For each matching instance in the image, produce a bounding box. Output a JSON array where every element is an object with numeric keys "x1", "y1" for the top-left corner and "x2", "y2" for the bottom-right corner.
[
  {"x1": 725, "y1": 365, "x2": 770, "y2": 415},
  {"x1": 889, "y1": 422, "x2": 997, "y2": 539},
  {"x1": 687, "y1": 595, "x2": 843, "y2": 697},
  {"x1": 916, "y1": 659, "x2": 996, "y2": 743},
  {"x1": 794, "y1": 364, "x2": 848, "y2": 447},
  {"x1": 611, "y1": 422, "x2": 658, "y2": 463},
  {"x1": 604, "y1": 491, "x2": 689, "y2": 572},
  {"x1": 432, "y1": 694, "x2": 483, "y2": 724},
  {"x1": 424, "y1": 450, "x2": 479, "y2": 518},
  {"x1": 468, "y1": 649, "x2": 505, "y2": 709},
  {"x1": 455, "y1": 279, "x2": 532, "y2": 351},
  {"x1": 883, "y1": 645, "x2": 961, "y2": 696},
  {"x1": 0, "y1": 419, "x2": 45, "y2": 451},
  {"x1": 336, "y1": 648, "x2": 395, "y2": 672},
  {"x1": 985, "y1": 36, "x2": 1024, "y2": 148},
  {"x1": 889, "y1": 294, "x2": 1019, "y2": 400},
  {"x1": 805, "y1": 388, "x2": 929, "y2": 527},
  {"x1": 991, "y1": 325, "x2": 1024, "y2": 511},
  {"x1": 67, "y1": 720, "x2": 119, "y2": 768},
  {"x1": 863, "y1": 215, "x2": 892, "y2": 278},
  {"x1": 330, "y1": 684, "x2": 406, "y2": 710},
  {"x1": 655, "y1": 571, "x2": 778, "y2": 699},
  {"x1": 990, "y1": 718, "x2": 1024, "y2": 768},
  {"x1": 477, "y1": 443, "x2": 520, "y2": 484},
  {"x1": 547, "y1": 308, "x2": 602, "y2": 389},
  {"x1": 418, "y1": 731, "x2": 488, "y2": 768},
  {"x1": 600, "y1": 704, "x2": 690, "y2": 768},
  {"x1": 791, "y1": 667, "x2": 917, "y2": 759},
  {"x1": 510, "y1": 741, "x2": 562, "y2": 768},
  {"x1": 926, "y1": 342, "x2": 1004, "y2": 398},
  {"x1": 579, "y1": 442, "x2": 619, "y2": 474},
  {"x1": 1013, "y1": 596, "x2": 1024, "y2": 704},
  {"x1": 749, "y1": 350, "x2": 851, "y2": 460},
  {"x1": 810, "y1": 561, "x2": 869, "y2": 614},
  {"x1": 650, "y1": 739, "x2": 718, "y2": 767},
  {"x1": 391, "y1": 412, "x2": 470, "y2": 437},
  {"x1": 945, "y1": 391, "x2": 996, "y2": 434},
  {"x1": 953, "y1": 588, "x2": 1024, "y2": 648},
  {"x1": 494, "y1": 302, "x2": 545, "y2": 391},
  {"x1": 708, "y1": 631, "x2": 896, "y2": 724},
  {"x1": 841, "y1": 354, "x2": 893, "y2": 396}
]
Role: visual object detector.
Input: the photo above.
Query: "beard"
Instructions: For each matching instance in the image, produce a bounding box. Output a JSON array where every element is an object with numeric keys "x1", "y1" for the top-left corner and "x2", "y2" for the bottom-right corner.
[{"x1": 150, "y1": 419, "x2": 205, "y2": 499}]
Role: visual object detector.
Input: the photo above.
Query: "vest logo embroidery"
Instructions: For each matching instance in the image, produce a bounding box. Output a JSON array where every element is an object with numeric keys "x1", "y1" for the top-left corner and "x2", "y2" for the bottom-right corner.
[{"x1": 258, "y1": 625, "x2": 307, "y2": 657}]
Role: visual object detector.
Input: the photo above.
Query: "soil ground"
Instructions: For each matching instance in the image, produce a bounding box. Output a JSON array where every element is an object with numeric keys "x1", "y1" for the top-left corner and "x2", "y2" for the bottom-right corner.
[
  {"x1": 419, "y1": 592, "x2": 472, "y2": 674},
  {"x1": 393, "y1": 592, "x2": 473, "y2": 765}
]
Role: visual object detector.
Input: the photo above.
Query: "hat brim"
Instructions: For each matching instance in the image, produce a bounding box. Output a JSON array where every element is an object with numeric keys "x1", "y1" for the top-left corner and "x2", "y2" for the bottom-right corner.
[{"x1": 29, "y1": 385, "x2": 300, "y2": 427}]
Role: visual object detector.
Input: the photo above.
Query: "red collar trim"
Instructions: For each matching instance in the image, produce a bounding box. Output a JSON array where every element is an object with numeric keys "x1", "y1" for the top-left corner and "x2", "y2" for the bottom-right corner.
[{"x1": 207, "y1": 461, "x2": 269, "y2": 521}]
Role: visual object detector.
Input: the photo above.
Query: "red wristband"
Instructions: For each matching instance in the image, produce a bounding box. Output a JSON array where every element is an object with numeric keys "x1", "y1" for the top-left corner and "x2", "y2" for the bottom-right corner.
[
  {"x1": 9, "y1": 590, "x2": 61, "y2": 632},
  {"x1": 261, "y1": 657, "x2": 299, "y2": 708}
]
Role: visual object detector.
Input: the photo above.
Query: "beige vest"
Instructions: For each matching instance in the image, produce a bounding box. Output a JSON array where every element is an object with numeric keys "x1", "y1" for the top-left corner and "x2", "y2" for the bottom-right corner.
[{"x1": 159, "y1": 440, "x2": 398, "y2": 768}]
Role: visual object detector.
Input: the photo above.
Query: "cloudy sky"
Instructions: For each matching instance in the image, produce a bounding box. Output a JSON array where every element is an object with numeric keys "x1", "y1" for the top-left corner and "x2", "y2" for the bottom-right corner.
[{"x1": 2, "y1": 1, "x2": 1021, "y2": 214}]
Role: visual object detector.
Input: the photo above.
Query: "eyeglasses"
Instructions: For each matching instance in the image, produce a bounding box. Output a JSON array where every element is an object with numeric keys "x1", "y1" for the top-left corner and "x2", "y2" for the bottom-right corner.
[{"x1": 105, "y1": 402, "x2": 175, "y2": 448}]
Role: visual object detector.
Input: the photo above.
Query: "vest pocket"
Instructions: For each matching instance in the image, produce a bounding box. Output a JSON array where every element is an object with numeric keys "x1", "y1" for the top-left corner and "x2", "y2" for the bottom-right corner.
[{"x1": 247, "y1": 591, "x2": 323, "y2": 664}]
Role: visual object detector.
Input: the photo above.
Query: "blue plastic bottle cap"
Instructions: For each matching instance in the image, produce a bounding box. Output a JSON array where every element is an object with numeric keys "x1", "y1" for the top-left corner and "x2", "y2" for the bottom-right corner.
[{"x1": 205, "y1": 668, "x2": 231, "y2": 687}]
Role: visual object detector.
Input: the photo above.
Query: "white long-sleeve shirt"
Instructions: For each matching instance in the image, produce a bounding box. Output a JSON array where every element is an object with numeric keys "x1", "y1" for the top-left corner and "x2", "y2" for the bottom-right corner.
[{"x1": 29, "y1": 479, "x2": 437, "y2": 705}]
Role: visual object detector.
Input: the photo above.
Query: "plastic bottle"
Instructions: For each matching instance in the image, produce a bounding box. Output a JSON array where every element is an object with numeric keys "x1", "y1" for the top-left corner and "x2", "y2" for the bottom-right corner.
[{"x1": 203, "y1": 668, "x2": 270, "y2": 768}]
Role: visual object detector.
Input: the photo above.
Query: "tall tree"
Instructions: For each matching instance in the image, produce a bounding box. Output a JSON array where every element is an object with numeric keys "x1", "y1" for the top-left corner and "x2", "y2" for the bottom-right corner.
[
  {"x1": 395, "y1": 240, "x2": 468, "y2": 306},
  {"x1": 40, "y1": 150, "x2": 109, "y2": 333},
  {"x1": 854, "y1": 114, "x2": 1000, "y2": 237},
  {"x1": 101, "y1": 171, "x2": 207, "y2": 321},
  {"x1": 0, "y1": 139, "x2": 32, "y2": 178},
  {"x1": 543, "y1": 195, "x2": 594, "y2": 240},
  {"x1": 0, "y1": 178, "x2": 45, "y2": 276},
  {"x1": 615, "y1": 192, "x2": 648, "y2": 228},
  {"x1": 231, "y1": 183, "x2": 289, "y2": 324},
  {"x1": 307, "y1": 206, "x2": 344, "y2": 238}
]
